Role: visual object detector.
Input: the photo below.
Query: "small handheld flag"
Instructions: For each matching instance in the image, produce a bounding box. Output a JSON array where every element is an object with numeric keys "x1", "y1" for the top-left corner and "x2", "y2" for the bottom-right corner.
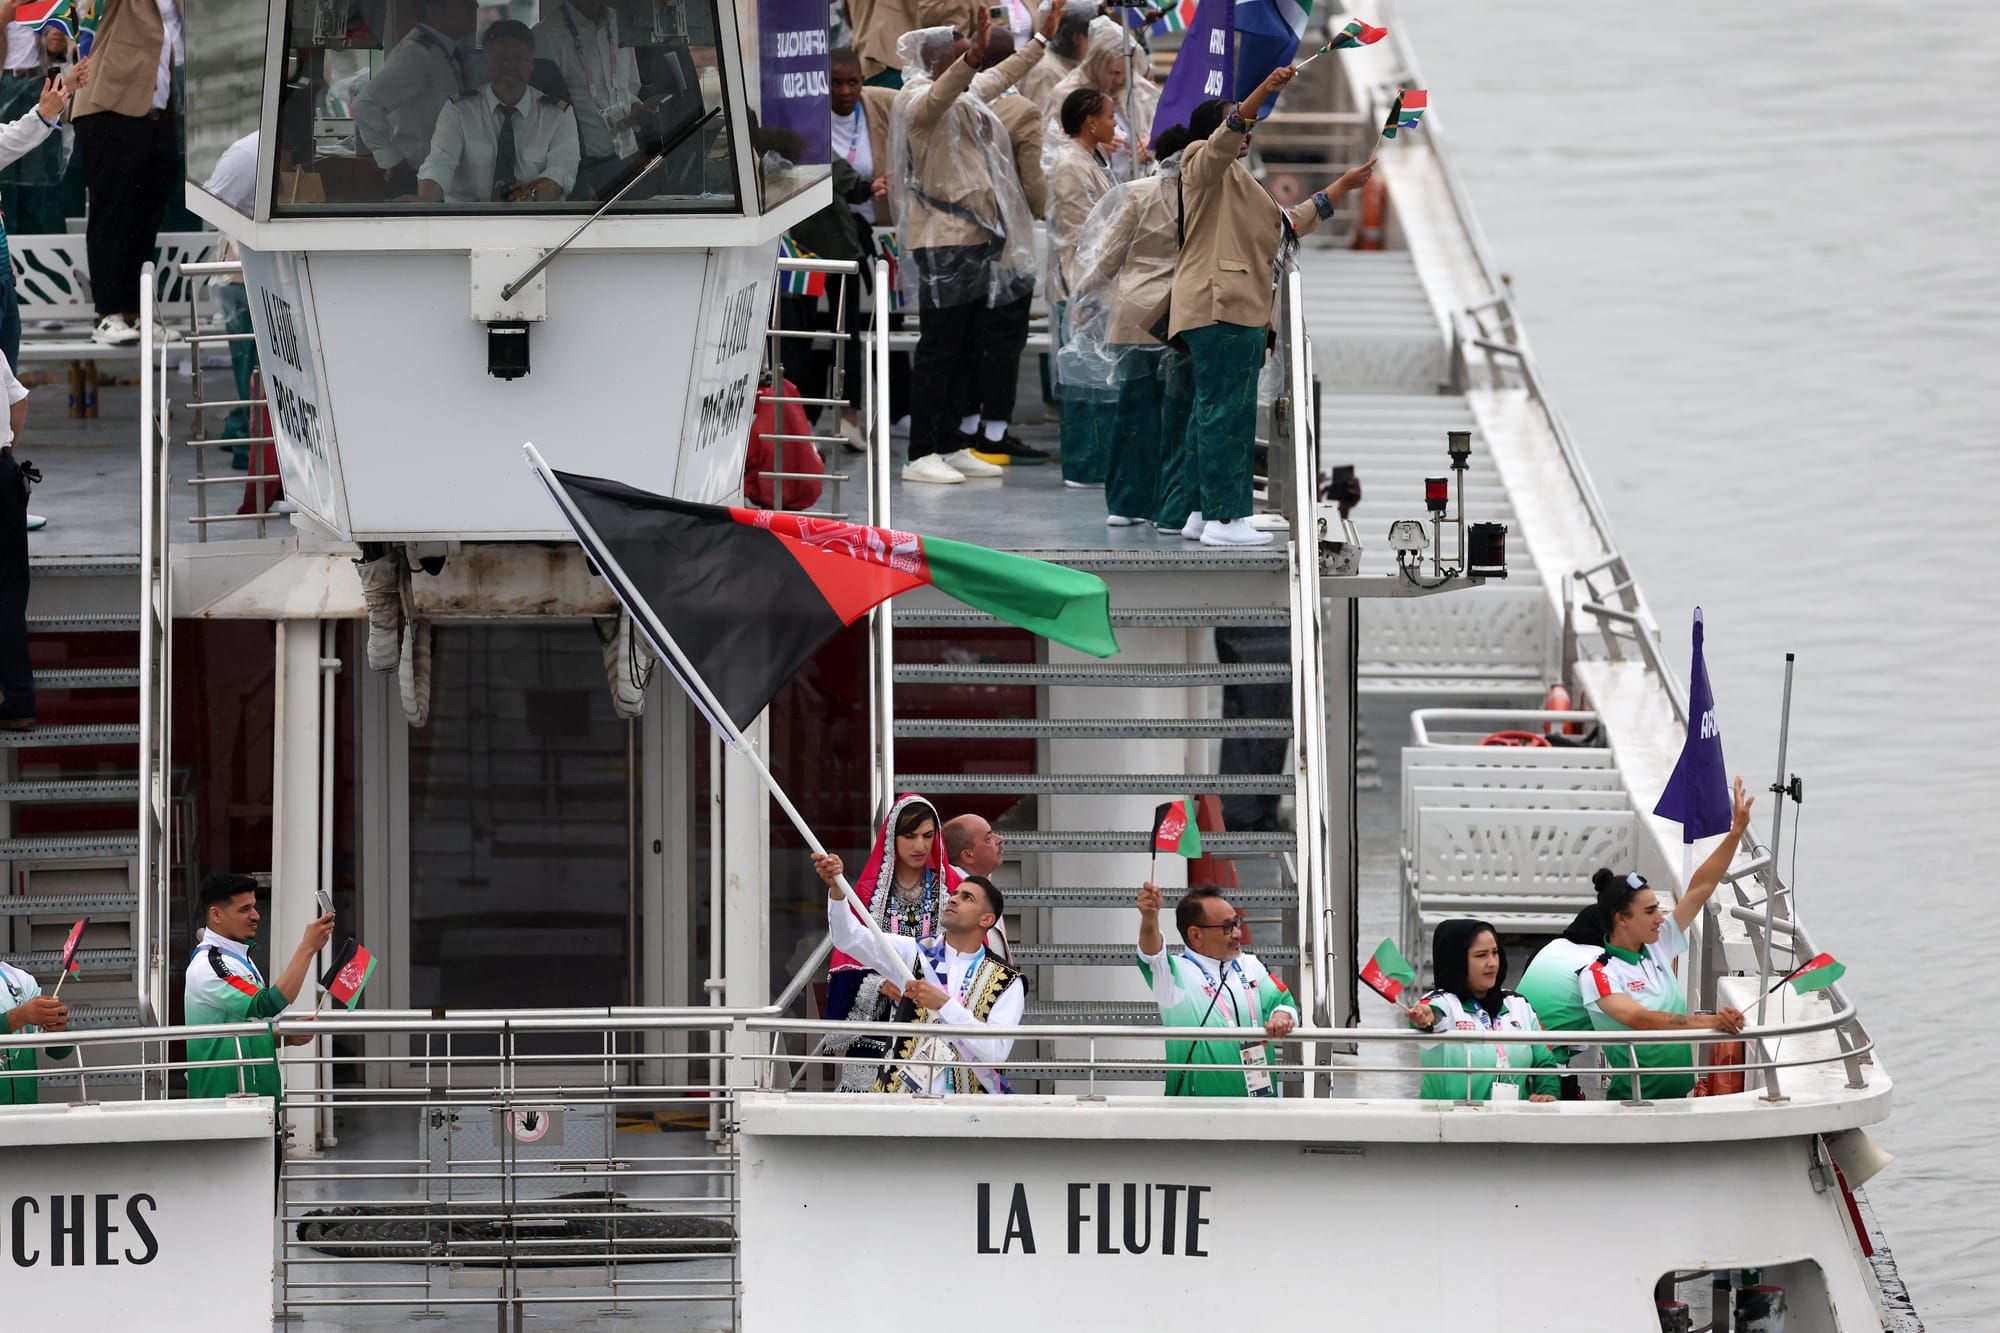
[
  {"x1": 1360, "y1": 937, "x2": 1417, "y2": 1004},
  {"x1": 15, "y1": 0, "x2": 75, "y2": 36},
  {"x1": 1380, "y1": 88, "x2": 1427, "y2": 139},
  {"x1": 319, "y1": 937, "x2": 378, "y2": 1010},
  {"x1": 1151, "y1": 798, "x2": 1203, "y2": 858},
  {"x1": 1765, "y1": 953, "x2": 1845, "y2": 998},
  {"x1": 50, "y1": 916, "x2": 88, "y2": 997},
  {"x1": 1296, "y1": 17, "x2": 1386, "y2": 67},
  {"x1": 777, "y1": 235, "x2": 827, "y2": 298}
]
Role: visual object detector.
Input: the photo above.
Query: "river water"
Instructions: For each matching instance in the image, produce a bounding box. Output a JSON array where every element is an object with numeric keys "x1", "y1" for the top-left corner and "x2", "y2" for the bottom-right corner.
[{"x1": 1392, "y1": 1, "x2": 1999, "y2": 1323}]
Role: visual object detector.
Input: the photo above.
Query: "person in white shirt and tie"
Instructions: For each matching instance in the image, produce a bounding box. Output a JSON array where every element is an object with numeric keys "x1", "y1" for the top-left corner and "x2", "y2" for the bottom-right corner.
[
  {"x1": 354, "y1": 0, "x2": 477, "y2": 192},
  {"x1": 416, "y1": 20, "x2": 579, "y2": 205}
]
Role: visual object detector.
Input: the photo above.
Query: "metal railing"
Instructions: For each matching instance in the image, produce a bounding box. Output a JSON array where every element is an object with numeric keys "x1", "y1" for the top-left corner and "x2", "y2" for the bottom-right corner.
[
  {"x1": 177, "y1": 258, "x2": 283, "y2": 541},
  {"x1": 135, "y1": 266, "x2": 170, "y2": 1036},
  {"x1": 762, "y1": 255, "x2": 864, "y2": 519}
]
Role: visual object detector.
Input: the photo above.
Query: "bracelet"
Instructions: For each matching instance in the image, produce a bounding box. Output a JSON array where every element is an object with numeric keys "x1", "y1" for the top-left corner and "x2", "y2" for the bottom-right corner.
[
  {"x1": 1225, "y1": 110, "x2": 1249, "y2": 133},
  {"x1": 1312, "y1": 190, "x2": 1333, "y2": 219},
  {"x1": 35, "y1": 111, "x2": 54, "y2": 130}
]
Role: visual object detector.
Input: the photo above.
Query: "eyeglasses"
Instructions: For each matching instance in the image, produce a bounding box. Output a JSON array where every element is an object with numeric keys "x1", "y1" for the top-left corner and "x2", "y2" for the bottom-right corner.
[{"x1": 1196, "y1": 919, "x2": 1241, "y2": 933}]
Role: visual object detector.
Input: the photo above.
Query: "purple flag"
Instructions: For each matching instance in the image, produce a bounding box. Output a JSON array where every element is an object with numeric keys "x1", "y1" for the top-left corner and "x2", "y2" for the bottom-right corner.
[
  {"x1": 757, "y1": 0, "x2": 832, "y2": 166},
  {"x1": 1653, "y1": 607, "x2": 1732, "y2": 842},
  {"x1": 1152, "y1": 0, "x2": 1234, "y2": 149}
]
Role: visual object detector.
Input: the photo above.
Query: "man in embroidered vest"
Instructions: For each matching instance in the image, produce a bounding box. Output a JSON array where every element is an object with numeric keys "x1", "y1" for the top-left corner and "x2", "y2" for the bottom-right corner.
[
  {"x1": 815, "y1": 854, "x2": 1024, "y2": 1094},
  {"x1": 182, "y1": 874, "x2": 335, "y2": 1105}
]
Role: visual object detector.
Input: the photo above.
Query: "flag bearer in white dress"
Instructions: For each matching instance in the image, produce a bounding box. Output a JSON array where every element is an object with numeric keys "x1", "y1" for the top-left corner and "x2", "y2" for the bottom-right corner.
[{"x1": 814, "y1": 853, "x2": 1024, "y2": 1094}]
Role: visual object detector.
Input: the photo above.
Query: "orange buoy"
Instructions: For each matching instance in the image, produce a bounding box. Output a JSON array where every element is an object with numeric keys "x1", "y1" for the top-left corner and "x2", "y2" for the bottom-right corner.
[
  {"x1": 1478, "y1": 730, "x2": 1550, "y2": 748},
  {"x1": 1543, "y1": 684, "x2": 1583, "y2": 737},
  {"x1": 1692, "y1": 1040, "x2": 1745, "y2": 1097},
  {"x1": 1353, "y1": 173, "x2": 1387, "y2": 250}
]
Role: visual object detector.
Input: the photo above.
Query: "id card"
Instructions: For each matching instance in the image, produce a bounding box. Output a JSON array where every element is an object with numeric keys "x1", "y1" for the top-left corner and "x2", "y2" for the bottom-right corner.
[
  {"x1": 1239, "y1": 1041, "x2": 1275, "y2": 1098},
  {"x1": 1489, "y1": 1081, "x2": 1520, "y2": 1103},
  {"x1": 897, "y1": 1035, "x2": 953, "y2": 1094}
]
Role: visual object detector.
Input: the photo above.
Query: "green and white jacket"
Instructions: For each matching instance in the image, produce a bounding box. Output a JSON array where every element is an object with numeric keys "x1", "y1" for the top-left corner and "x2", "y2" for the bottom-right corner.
[
  {"x1": 182, "y1": 930, "x2": 288, "y2": 1104},
  {"x1": 1, "y1": 959, "x2": 74, "y2": 1105},
  {"x1": 1136, "y1": 946, "x2": 1297, "y2": 1097}
]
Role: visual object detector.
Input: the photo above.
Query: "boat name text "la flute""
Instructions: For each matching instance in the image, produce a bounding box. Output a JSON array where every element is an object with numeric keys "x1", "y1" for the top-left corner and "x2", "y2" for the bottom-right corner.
[{"x1": 975, "y1": 1182, "x2": 1213, "y2": 1257}]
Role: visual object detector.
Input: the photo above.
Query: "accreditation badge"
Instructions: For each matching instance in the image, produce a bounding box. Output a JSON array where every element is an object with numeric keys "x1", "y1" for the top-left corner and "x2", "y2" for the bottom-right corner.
[{"x1": 1239, "y1": 1041, "x2": 1275, "y2": 1097}]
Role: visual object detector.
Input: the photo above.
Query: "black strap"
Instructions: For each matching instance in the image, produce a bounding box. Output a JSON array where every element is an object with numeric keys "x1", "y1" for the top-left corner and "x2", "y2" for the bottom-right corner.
[
  {"x1": 205, "y1": 945, "x2": 232, "y2": 980},
  {"x1": 1175, "y1": 167, "x2": 1184, "y2": 250}
]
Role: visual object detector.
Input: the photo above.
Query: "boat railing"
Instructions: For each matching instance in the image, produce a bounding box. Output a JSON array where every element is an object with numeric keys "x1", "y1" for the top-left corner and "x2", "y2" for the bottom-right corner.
[{"x1": 763, "y1": 255, "x2": 865, "y2": 520}]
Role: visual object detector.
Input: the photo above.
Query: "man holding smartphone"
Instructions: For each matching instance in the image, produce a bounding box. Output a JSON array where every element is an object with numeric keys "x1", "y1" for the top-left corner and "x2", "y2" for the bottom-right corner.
[{"x1": 182, "y1": 874, "x2": 336, "y2": 1106}]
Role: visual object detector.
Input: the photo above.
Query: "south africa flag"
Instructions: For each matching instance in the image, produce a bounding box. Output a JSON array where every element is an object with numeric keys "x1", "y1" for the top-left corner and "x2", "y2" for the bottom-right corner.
[
  {"x1": 320, "y1": 937, "x2": 378, "y2": 1009},
  {"x1": 1381, "y1": 88, "x2": 1427, "y2": 139},
  {"x1": 15, "y1": 0, "x2": 74, "y2": 33},
  {"x1": 1151, "y1": 798, "x2": 1203, "y2": 857},
  {"x1": 777, "y1": 235, "x2": 826, "y2": 298},
  {"x1": 1141, "y1": 0, "x2": 1198, "y2": 35},
  {"x1": 539, "y1": 470, "x2": 1119, "y2": 733},
  {"x1": 1360, "y1": 937, "x2": 1416, "y2": 1003},
  {"x1": 1317, "y1": 17, "x2": 1386, "y2": 52}
]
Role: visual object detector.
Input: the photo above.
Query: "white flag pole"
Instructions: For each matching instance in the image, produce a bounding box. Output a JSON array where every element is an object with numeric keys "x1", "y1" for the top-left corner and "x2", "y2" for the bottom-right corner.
[{"x1": 523, "y1": 444, "x2": 915, "y2": 985}]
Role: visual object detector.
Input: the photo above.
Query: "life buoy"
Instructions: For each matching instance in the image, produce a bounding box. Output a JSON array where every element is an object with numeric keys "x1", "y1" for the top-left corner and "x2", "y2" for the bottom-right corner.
[
  {"x1": 1478, "y1": 730, "x2": 1550, "y2": 748},
  {"x1": 1542, "y1": 685, "x2": 1583, "y2": 737},
  {"x1": 1353, "y1": 173, "x2": 1387, "y2": 250}
]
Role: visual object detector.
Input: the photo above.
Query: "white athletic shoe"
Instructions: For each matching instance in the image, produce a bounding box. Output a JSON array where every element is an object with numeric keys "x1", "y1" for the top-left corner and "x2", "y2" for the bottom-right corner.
[
  {"x1": 942, "y1": 448, "x2": 1004, "y2": 478},
  {"x1": 1062, "y1": 479, "x2": 1104, "y2": 490},
  {"x1": 1199, "y1": 518, "x2": 1274, "y2": 547},
  {"x1": 1179, "y1": 510, "x2": 1205, "y2": 539},
  {"x1": 24, "y1": 514, "x2": 46, "y2": 532},
  {"x1": 90, "y1": 314, "x2": 141, "y2": 346},
  {"x1": 901, "y1": 454, "x2": 966, "y2": 484},
  {"x1": 1106, "y1": 515, "x2": 1142, "y2": 527}
]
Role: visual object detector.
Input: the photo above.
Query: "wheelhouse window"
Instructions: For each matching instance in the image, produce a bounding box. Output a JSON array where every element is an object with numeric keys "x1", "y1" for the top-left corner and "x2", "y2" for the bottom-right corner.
[
  {"x1": 261, "y1": 0, "x2": 741, "y2": 216},
  {"x1": 737, "y1": 0, "x2": 833, "y2": 211}
]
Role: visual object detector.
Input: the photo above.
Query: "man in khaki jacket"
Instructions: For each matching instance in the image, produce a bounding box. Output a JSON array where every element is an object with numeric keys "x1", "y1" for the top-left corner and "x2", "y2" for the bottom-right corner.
[
  {"x1": 1166, "y1": 68, "x2": 1371, "y2": 546},
  {"x1": 847, "y1": 0, "x2": 919, "y2": 86},
  {"x1": 70, "y1": 0, "x2": 181, "y2": 346}
]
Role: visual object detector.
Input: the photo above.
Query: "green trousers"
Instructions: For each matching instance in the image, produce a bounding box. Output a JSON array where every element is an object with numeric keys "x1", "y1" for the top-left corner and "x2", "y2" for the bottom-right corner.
[
  {"x1": 1056, "y1": 305, "x2": 1111, "y2": 485},
  {"x1": 1181, "y1": 321, "x2": 1265, "y2": 523},
  {"x1": 1151, "y1": 345, "x2": 1197, "y2": 529},
  {"x1": 1106, "y1": 346, "x2": 1167, "y2": 520}
]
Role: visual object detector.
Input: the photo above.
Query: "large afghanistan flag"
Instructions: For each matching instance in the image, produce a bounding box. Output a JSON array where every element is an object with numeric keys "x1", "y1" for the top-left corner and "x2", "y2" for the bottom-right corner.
[
  {"x1": 1154, "y1": 0, "x2": 1233, "y2": 148},
  {"x1": 1653, "y1": 606, "x2": 1732, "y2": 841},
  {"x1": 540, "y1": 468, "x2": 1119, "y2": 732},
  {"x1": 1233, "y1": 0, "x2": 1310, "y2": 113}
]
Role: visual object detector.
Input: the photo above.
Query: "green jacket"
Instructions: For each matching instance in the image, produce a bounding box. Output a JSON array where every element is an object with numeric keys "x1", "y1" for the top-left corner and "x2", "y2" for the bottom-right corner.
[
  {"x1": 2, "y1": 960, "x2": 75, "y2": 1105},
  {"x1": 182, "y1": 935, "x2": 287, "y2": 1104},
  {"x1": 1137, "y1": 948, "x2": 1298, "y2": 1097}
]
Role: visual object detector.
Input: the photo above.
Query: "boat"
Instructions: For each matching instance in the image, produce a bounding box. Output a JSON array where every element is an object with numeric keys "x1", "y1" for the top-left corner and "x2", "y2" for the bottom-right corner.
[{"x1": 0, "y1": 2, "x2": 1921, "y2": 1328}]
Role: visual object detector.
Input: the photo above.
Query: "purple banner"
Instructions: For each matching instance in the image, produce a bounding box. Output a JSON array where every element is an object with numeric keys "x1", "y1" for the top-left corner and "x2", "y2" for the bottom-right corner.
[
  {"x1": 758, "y1": 0, "x2": 832, "y2": 166},
  {"x1": 1153, "y1": 0, "x2": 1233, "y2": 148}
]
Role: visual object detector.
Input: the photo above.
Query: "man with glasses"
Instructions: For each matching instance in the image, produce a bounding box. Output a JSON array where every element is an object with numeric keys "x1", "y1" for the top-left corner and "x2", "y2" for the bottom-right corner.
[{"x1": 1136, "y1": 882, "x2": 1296, "y2": 1096}]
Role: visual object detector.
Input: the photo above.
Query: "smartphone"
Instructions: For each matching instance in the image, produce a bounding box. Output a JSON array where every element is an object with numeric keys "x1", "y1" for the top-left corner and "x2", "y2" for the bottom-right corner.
[
  {"x1": 315, "y1": 888, "x2": 334, "y2": 918},
  {"x1": 986, "y1": 4, "x2": 1006, "y2": 17}
]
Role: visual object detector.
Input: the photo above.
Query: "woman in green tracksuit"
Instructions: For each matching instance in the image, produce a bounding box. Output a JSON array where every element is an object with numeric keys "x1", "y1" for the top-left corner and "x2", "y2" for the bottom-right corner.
[
  {"x1": 1407, "y1": 918, "x2": 1560, "y2": 1102},
  {"x1": 1, "y1": 957, "x2": 73, "y2": 1104}
]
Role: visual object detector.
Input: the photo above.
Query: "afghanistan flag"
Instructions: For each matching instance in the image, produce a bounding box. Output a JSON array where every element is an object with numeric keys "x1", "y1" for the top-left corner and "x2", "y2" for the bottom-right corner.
[
  {"x1": 58, "y1": 917, "x2": 88, "y2": 974},
  {"x1": 320, "y1": 937, "x2": 378, "y2": 1009},
  {"x1": 1774, "y1": 953, "x2": 1845, "y2": 996},
  {"x1": 777, "y1": 235, "x2": 826, "y2": 298},
  {"x1": 1360, "y1": 937, "x2": 1416, "y2": 1003},
  {"x1": 1380, "y1": 88, "x2": 1427, "y2": 138},
  {"x1": 1313, "y1": 17, "x2": 1386, "y2": 53},
  {"x1": 1151, "y1": 798, "x2": 1203, "y2": 858},
  {"x1": 535, "y1": 465, "x2": 1119, "y2": 734}
]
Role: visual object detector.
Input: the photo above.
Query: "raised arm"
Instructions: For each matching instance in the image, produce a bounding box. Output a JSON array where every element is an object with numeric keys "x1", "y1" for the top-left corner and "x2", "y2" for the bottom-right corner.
[
  {"x1": 1137, "y1": 881, "x2": 1164, "y2": 957},
  {"x1": 1673, "y1": 777, "x2": 1754, "y2": 934},
  {"x1": 814, "y1": 852, "x2": 919, "y2": 980}
]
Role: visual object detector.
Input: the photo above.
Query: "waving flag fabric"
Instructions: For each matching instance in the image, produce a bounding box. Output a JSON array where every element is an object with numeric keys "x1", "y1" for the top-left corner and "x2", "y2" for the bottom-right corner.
[
  {"x1": 1154, "y1": 0, "x2": 1234, "y2": 148},
  {"x1": 1380, "y1": 88, "x2": 1426, "y2": 138},
  {"x1": 540, "y1": 469, "x2": 1119, "y2": 733},
  {"x1": 1132, "y1": 0, "x2": 1197, "y2": 36},
  {"x1": 1775, "y1": 953, "x2": 1846, "y2": 996},
  {"x1": 15, "y1": 0, "x2": 74, "y2": 32},
  {"x1": 1232, "y1": 0, "x2": 1310, "y2": 113},
  {"x1": 777, "y1": 235, "x2": 826, "y2": 297},
  {"x1": 1151, "y1": 798, "x2": 1203, "y2": 857},
  {"x1": 1361, "y1": 937, "x2": 1416, "y2": 1003},
  {"x1": 320, "y1": 937, "x2": 378, "y2": 1009},
  {"x1": 1314, "y1": 17, "x2": 1385, "y2": 53},
  {"x1": 1653, "y1": 607, "x2": 1732, "y2": 841},
  {"x1": 58, "y1": 917, "x2": 88, "y2": 975}
]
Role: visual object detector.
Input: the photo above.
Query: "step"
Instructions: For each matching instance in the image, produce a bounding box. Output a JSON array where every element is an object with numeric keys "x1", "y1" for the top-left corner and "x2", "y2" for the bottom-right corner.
[
  {"x1": 34, "y1": 668, "x2": 140, "y2": 691},
  {"x1": 1000, "y1": 830, "x2": 1296, "y2": 856},
  {"x1": 897, "y1": 772, "x2": 1295, "y2": 797},
  {"x1": 1024, "y1": 998, "x2": 1159, "y2": 1025},
  {"x1": 895, "y1": 662, "x2": 1290, "y2": 688},
  {"x1": 15, "y1": 947, "x2": 137, "y2": 976},
  {"x1": 67, "y1": 1004, "x2": 142, "y2": 1030},
  {"x1": 24, "y1": 612, "x2": 140, "y2": 633},
  {"x1": 1014, "y1": 942, "x2": 1298, "y2": 968},
  {"x1": 1004, "y1": 884, "x2": 1296, "y2": 910},
  {"x1": 896, "y1": 717, "x2": 1293, "y2": 741},
  {"x1": 0, "y1": 890, "x2": 140, "y2": 916},
  {"x1": 1008, "y1": 548, "x2": 1288, "y2": 575},
  {"x1": 0, "y1": 778, "x2": 140, "y2": 804},
  {"x1": 0, "y1": 723, "x2": 140, "y2": 749},
  {"x1": 0, "y1": 834, "x2": 141, "y2": 862},
  {"x1": 897, "y1": 607, "x2": 1292, "y2": 631},
  {"x1": 29, "y1": 556, "x2": 140, "y2": 579}
]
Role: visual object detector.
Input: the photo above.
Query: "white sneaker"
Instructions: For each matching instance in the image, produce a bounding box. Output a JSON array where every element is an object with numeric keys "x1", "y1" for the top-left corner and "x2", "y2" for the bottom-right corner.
[
  {"x1": 1199, "y1": 517, "x2": 1275, "y2": 547},
  {"x1": 1179, "y1": 510, "x2": 1205, "y2": 539},
  {"x1": 902, "y1": 454, "x2": 965, "y2": 485},
  {"x1": 943, "y1": 448, "x2": 1004, "y2": 478},
  {"x1": 1106, "y1": 515, "x2": 1142, "y2": 527},
  {"x1": 90, "y1": 314, "x2": 140, "y2": 346},
  {"x1": 1063, "y1": 479, "x2": 1104, "y2": 490},
  {"x1": 890, "y1": 415, "x2": 912, "y2": 439},
  {"x1": 25, "y1": 514, "x2": 46, "y2": 532},
  {"x1": 838, "y1": 418, "x2": 868, "y2": 452}
]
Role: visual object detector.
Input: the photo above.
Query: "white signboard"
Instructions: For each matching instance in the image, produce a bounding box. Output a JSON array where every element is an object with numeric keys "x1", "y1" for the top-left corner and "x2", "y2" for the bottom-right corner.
[
  {"x1": 0, "y1": 1103, "x2": 274, "y2": 1325},
  {"x1": 674, "y1": 247, "x2": 777, "y2": 505},
  {"x1": 239, "y1": 246, "x2": 350, "y2": 533}
]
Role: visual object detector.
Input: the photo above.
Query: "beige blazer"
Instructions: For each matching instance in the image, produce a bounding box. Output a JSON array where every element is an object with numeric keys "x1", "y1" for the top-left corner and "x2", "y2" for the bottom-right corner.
[
  {"x1": 848, "y1": 0, "x2": 918, "y2": 79},
  {"x1": 71, "y1": 0, "x2": 173, "y2": 120},
  {"x1": 1043, "y1": 135, "x2": 1111, "y2": 300},
  {"x1": 1072, "y1": 171, "x2": 1179, "y2": 346},
  {"x1": 897, "y1": 40, "x2": 1042, "y2": 251},
  {"x1": 984, "y1": 87, "x2": 1046, "y2": 219},
  {"x1": 859, "y1": 85, "x2": 896, "y2": 223},
  {"x1": 1166, "y1": 121, "x2": 1321, "y2": 340}
]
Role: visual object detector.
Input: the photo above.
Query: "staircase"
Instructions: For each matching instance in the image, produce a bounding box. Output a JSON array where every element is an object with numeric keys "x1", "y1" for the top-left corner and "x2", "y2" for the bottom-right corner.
[
  {"x1": 2, "y1": 556, "x2": 147, "y2": 1041},
  {"x1": 888, "y1": 539, "x2": 1315, "y2": 1050}
]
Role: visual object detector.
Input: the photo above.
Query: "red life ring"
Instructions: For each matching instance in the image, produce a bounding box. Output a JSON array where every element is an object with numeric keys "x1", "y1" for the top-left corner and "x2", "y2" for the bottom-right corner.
[{"x1": 1479, "y1": 730, "x2": 1551, "y2": 748}]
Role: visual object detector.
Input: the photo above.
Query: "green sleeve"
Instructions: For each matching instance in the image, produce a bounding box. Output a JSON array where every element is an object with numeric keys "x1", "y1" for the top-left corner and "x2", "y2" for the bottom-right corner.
[
  {"x1": 1527, "y1": 1042, "x2": 1562, "y2": 1099},
  {"x1": 247, "y1": 986, "x2": 290, "y2": 1020}
]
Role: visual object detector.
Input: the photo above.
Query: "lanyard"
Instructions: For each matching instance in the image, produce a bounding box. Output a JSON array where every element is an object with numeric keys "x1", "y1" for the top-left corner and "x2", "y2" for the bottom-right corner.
[
  {"x1": 836, "y1": 107, "x2": 864, "y2": 165},
  {"x1": 920, "y1": 938, "x2": 986, "y2": 1006},
  {"x1": 1188, "y1": 954, "x2": 1245, "y2": 1026},
  {"x1": 560, "y1": 2, "x2": 616, "y2": 110}
]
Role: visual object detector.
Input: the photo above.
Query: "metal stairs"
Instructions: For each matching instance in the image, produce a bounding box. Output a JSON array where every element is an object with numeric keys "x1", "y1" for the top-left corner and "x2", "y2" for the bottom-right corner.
[{"x1": 3, "y1": 556, "x2": 146, "y2": 1029}]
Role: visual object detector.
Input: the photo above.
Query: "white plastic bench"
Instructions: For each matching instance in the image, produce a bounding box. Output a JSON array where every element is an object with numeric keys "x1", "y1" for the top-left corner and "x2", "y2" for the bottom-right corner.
[
  {"x1": 10, "y1": 231, "x2": 221, "y2": 363},
  {"x1": 1401, "y1": 764, "x2": 1625, "y2": 847},
  {"x1": 1403, "y1": 806, "x2": 1637, "y2": 972},
  {"x1": 1358, "y1": 587, "x2": 1552, "y2": 696}
]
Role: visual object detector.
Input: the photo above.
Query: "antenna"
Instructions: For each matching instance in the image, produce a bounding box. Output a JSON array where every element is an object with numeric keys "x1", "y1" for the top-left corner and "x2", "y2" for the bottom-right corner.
[{"x1": 1753, "y1": 653, "x2": 1806, "y2": 1026}]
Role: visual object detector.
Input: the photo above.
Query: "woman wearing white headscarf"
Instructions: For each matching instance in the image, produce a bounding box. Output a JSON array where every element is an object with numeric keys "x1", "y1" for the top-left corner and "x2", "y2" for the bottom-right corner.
[{"x1": 1040, "y1": 16, "x2": 1158, "y2": 180}]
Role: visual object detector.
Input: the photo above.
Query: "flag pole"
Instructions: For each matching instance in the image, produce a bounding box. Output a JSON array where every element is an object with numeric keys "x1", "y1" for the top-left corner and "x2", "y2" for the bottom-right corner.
[
  {"x1": 1753, "y1": 653, "x2": 1796, "y2": 1026},
  {"x1": 524, "y1": 445, "x2": 916, "y2": 985}
]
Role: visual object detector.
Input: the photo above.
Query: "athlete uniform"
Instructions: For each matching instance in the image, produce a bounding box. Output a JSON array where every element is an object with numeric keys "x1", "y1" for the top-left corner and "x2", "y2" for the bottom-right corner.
[
  {"x1": 182, "y1": 929, "x2": 288, "y2": 1103},
  {"x1": 1136, "y1": 946, "x2": 1297, "y2": 1097},
  {"x1": 1410, "y1": 988, "x2": 1559, "y2": 1102},
  {"x1": 0, "y1": 958, "x2": 72, "y2": 1104},
  {"x1": 1581, "y1": 915, "x2": 1694, "y2": 1100}
]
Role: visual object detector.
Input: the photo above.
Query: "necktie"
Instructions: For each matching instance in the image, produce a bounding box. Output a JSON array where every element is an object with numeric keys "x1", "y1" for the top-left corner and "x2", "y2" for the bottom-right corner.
[{"x1": 493, "y1": 103, "x2": 519, "y2": 200}]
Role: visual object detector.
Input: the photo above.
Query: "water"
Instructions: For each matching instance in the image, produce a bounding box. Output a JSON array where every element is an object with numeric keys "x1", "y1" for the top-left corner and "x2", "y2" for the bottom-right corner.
[{"x1": 1393, "y1": 2, "x2": 2000, "y2": 1323}]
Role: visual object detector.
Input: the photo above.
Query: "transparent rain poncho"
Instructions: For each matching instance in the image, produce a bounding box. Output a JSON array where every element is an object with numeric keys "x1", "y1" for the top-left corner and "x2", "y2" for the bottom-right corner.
[
  {"x1": 1039, "y1": 17, "x2": 1160, "y2": 181},
  {"x1": 1041, "y1": 133, "x2": 1115, "y2": 304},
  {"x1": 886, "y1": 26, "x2": 1039, "y2": 309},
  {"x1": 1056, "y1": 149, "x2": 1183, "y2": 400}
]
